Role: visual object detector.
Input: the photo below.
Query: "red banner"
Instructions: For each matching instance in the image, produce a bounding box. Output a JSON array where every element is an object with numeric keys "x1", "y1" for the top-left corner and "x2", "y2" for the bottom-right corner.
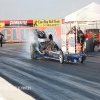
[{"x1": 4, "y1": 20, "x2": 33, "y2": 27}]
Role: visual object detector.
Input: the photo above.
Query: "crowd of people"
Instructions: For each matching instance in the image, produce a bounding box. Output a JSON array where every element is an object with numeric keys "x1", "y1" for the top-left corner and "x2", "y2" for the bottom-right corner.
[
  {"x1": 67, "y1": 26, "x2": 85, "y2": 53},
  {"x1": 67, "y1": 26, "x2": 85, "y2": 44}
]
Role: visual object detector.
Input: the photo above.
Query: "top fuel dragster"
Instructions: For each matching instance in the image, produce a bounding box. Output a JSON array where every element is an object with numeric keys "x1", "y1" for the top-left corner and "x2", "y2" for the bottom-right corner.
[{"x1": 29, "y1": 30, "x2": 86, "y2": 64}]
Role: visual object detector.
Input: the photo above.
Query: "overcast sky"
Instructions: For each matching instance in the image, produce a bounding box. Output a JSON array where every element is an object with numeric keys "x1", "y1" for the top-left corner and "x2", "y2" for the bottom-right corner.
[{"x1": 0, "y1": 0, "x2": 100, "y2": 20}]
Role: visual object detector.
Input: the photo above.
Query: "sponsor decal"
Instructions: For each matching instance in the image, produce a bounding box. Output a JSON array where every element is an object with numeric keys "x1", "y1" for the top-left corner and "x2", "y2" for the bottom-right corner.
[
  {"x1": 0, "y1": 21, "x2": 5, "y2": 28},
  {"x1": 68, "y1": 34, "x2": 75, "y2": 53},
  {"x1": 69, "y1": 37, "x2": 75, "y2": 47},
  {"x1": 34, "y1": 19, "x2": 61, "y2": 27},
  {"x1": 10, "y1": 20, "x2": 27, "y2": 25},
  {"x1": 0, "y1": 26, "x2": 61, "y2": 42},
  {"x1": 77, "y1": 21, "x2": 87, "y2": 24},
  {"x1": 4, "y1": 20, "x2": 33, "y2": 27},
  {"x1": 48, "y1": 51, "x2": 59, "y2": 58},
  {"x1": 62, "y1": 19, "x2": 74, "y2": 24}
]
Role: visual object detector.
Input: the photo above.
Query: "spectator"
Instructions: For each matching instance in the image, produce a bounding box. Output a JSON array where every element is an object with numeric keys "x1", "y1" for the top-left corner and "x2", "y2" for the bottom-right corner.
[
  {"x1": 77, "y1": 27, "x2": 85, "y2": 53},
  {"x1": 77, "y1": 26, "x2": 85, "y2": 44},
  {"x1": 0, "y1": 32, "x2": 4, "y2": 47},
  {"x1": 73, "y1": 26, "x2": 76, "y2": 32},
  {"x1": 66, "y1": 26, "x2": 76, "y2": 35}
]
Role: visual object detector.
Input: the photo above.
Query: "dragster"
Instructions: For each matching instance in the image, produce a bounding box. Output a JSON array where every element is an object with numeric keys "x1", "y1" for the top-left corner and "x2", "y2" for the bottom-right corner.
[{"x1": 29, "y1": 30, "x2": 87, "y2": 64}]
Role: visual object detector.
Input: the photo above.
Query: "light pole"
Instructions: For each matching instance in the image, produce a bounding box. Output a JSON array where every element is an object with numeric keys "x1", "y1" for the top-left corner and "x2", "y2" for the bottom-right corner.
[
  {"x1": 17, "y1": 5, "x2": 19, "y2": 20},
  {"x1": 42, "y1": 19, "x2": 44, "y2": 30}
]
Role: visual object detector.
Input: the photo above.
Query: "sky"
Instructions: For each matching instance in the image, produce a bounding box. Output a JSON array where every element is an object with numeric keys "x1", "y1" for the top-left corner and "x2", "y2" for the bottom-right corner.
[{"x1": 0, "y1": 0, "x2": 100, "y2": 20}]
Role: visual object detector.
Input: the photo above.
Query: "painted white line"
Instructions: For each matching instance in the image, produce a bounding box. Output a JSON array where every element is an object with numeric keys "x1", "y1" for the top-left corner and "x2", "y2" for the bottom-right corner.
[
  {"x1": 0, "y1": 96, "x2": 5, "y2": 100},
  {"x1": 0, "y1": 77, "x2": 36, "y2": 100}
]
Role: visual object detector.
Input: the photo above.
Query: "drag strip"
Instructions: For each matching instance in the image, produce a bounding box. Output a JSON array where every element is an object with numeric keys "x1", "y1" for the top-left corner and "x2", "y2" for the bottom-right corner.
[{"x1": 0, "y1": 43, "x2": 100, "y2": 100}]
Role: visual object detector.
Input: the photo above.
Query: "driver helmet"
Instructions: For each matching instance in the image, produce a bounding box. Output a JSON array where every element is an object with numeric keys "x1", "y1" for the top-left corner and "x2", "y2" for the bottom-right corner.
[
  {"x1": 38, "y1": 31, "x2": 46, "y2": 42},
  {"x1": 49, "y1": 34, "x2": 53, "y2": 40}
]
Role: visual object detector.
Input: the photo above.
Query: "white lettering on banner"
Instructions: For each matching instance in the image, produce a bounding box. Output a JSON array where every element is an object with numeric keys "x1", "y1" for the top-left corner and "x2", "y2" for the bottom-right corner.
[
  {"x1": 62, "y1": 41, "x2": 66, "y2": 47},
  {"x1": 68, "y1": 34, "x2": 75, "y2": 53},
  {"x1": 69, "y1": 37, "x2": 75, "y2": 47},
  {"x1": 10, "y1": 21, "x2": 27, "y2": 25}
]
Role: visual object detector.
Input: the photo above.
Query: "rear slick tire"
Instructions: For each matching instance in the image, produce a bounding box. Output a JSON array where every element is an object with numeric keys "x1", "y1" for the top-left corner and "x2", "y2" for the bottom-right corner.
[
  {"x1": 59, "y1": 51, "x2": 64, "y2": 64},
  {"x1": 30, "y1": 44, "x2": 37, "y2": 59}
]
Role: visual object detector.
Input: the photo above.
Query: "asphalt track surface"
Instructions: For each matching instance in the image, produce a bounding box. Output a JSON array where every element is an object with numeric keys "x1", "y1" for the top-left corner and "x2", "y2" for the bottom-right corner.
[{"x1": 0, "y1": 43, "x2": 100, "y2": 100}]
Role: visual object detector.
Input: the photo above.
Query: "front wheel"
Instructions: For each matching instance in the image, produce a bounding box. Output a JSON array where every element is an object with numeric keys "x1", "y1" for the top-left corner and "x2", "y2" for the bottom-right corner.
[
  {"x1": 59, "y1": 51, "x2": 64, "y2": 64},
  {"x1": 79, "y1": 57, "x2": 83, "y2": 63},
  {"x1": 30, "y1": 44, "x2": 37, "y2": 59}
]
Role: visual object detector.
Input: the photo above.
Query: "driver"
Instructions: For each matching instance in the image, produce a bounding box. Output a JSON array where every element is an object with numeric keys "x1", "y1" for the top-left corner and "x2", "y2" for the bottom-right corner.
[
  {"x1": 46, "y1": 34, "x2": 59, "y2": 51},
  {"x1": 46, "y1": 34, "x2": 54, "y2": 50}
]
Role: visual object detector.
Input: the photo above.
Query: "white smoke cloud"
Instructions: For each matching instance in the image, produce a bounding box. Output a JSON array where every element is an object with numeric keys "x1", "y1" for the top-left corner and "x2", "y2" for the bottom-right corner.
[{"x1": 21, "y1": 31, "x2": 39, "y2": 58}]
